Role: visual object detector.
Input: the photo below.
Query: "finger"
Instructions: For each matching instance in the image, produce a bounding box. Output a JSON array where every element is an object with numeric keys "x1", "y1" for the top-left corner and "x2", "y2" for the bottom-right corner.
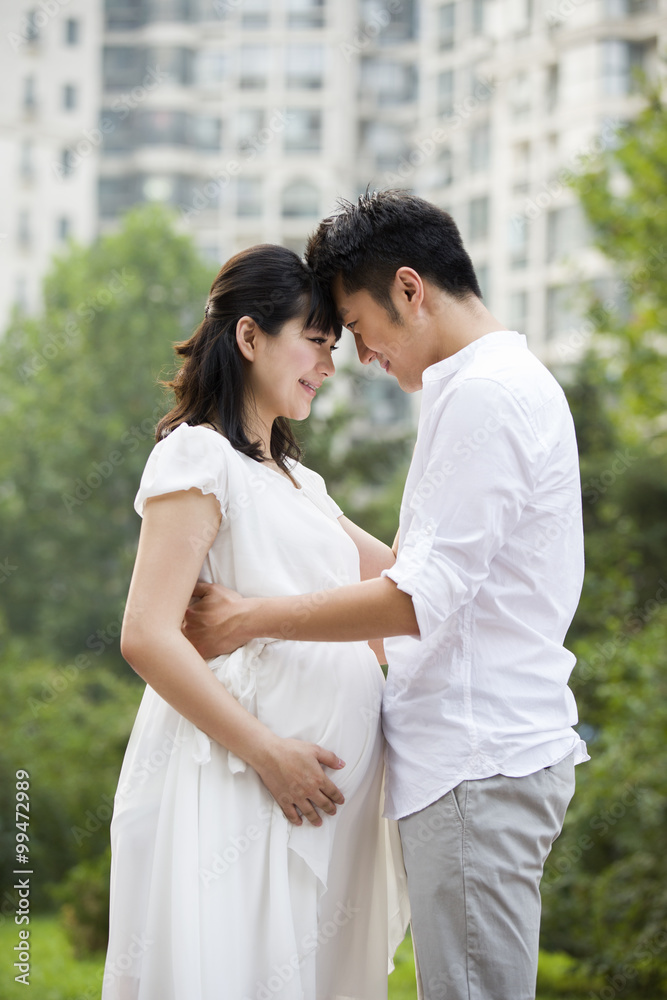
[
  {"x1": 320, "y1": 777, "x2": 345, "y2": 806},
  {"x1": 315, "y1": 747, "x2": 346, "y2": 770},
  {"x1": 191, "y1": 580, "x2": 210, "y2": 599},
  {"x1": 297, "y1": 800, "x2": 323, "y2": 827},
  {"x1": 280, "y1": 802, "x2": 303, "y2": 826},
  {"x1": 308, "y1": 791, "x2": 338, "y2": 816}
]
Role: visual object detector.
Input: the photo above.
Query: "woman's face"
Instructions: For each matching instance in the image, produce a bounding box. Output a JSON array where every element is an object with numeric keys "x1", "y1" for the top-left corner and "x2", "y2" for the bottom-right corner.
[{"x1": 247, "y1": 315, "x2": 338, "y2": 423}]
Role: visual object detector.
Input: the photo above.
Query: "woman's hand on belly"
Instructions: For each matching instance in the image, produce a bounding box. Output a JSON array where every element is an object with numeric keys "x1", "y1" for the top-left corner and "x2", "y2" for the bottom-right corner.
[{"x1": 250, "y1": 735, "x2": 346, "y2": 828}]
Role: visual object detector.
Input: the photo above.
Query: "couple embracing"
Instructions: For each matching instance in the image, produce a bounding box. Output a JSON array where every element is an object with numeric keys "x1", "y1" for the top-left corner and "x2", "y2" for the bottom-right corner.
[{"x1": 102, "y1": 190, "x2": 588, "y2": 1000}]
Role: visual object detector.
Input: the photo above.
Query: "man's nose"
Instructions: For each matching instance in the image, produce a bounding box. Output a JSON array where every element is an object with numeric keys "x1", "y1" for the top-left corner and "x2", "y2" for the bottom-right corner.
[{"x1": 354, "y1": 332, "x2": 375, "y2": 365}]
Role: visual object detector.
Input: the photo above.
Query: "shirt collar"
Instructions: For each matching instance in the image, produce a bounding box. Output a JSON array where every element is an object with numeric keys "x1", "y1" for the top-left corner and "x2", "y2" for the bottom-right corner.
[{"x1": 422, "y1": 330, "x2": 526, "y2": 383}]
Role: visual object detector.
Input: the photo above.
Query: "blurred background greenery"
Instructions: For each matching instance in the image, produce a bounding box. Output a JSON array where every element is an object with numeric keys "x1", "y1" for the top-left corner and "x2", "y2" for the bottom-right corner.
[{"x1": 1, "y1": 96, "x2": 666, "y2": 998}]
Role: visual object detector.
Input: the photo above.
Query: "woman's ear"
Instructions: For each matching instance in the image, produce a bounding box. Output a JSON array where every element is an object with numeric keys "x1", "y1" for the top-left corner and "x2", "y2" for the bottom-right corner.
[{"x1": 235, "y1": 316, "x2": 257, "y2": 362}]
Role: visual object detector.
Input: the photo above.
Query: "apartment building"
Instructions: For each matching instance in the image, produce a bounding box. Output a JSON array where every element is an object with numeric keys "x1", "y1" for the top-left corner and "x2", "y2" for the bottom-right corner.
[{"x1": 1, "y1": 0, "x2": 665, "y2": 369}]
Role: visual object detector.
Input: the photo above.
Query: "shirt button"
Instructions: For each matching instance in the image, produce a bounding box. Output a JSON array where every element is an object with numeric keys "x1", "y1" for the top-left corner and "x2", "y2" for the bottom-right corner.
[{"x1": 423, "y1": 521, "x2": 434, "y2": 535}]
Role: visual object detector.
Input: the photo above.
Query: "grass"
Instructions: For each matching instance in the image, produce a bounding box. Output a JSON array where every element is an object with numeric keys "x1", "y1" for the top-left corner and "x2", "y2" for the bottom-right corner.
[
  {"x1": 0, "y1": 915, "x2": 104, "y2": 1000},
  {"x1": 0, "y1": 916, "x2": 600, "y2": 1000}
]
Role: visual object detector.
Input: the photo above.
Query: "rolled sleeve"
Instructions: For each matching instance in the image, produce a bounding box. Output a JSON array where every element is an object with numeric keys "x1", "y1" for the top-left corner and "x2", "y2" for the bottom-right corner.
[{"x1": 383, "y1": 378, "x2": 548, "y2": 642}]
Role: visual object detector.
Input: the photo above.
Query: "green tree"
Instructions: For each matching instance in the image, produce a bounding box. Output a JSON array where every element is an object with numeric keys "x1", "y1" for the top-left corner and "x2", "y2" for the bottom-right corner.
[
  {"x1": 538, "y1": 87, "x2": 667, "y2": 994},
  {"x1": 0, "y1": 205, "x2": 214, "y2": 662}
]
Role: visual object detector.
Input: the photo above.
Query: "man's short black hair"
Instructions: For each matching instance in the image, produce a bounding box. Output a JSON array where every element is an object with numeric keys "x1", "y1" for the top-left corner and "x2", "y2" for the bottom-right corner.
[{"x1": 305, "y1": 189, "x2": 482, "y2": 322}]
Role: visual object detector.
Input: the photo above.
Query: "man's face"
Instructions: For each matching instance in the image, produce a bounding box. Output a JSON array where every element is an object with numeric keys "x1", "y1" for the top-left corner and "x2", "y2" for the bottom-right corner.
[{"x1": 332, "y1": 275, "x2": 424, "y2": 393}]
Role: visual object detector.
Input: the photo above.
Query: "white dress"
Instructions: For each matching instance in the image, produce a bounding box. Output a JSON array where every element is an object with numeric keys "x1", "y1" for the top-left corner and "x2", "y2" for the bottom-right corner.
[{"x1": 102, "y1": 423, "x2": 410, "y2": 1000}]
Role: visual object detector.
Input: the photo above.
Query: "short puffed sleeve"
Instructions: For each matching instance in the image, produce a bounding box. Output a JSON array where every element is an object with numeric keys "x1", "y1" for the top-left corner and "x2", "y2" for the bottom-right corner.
[
  {"x1": 294, "y1": 463, "x2": 343, "y2": 520},
  {"x1": 134, "y1": 423, "x2": 230, "y2": 518}
]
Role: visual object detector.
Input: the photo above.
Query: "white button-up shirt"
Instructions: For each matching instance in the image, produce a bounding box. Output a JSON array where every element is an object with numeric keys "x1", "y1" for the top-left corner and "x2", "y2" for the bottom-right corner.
[{"x1": 381, "y1": 331, "x2": 589, "y2": 820}]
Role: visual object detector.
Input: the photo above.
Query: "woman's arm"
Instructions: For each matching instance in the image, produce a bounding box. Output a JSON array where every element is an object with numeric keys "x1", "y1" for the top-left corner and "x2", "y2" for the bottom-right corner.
[
  {"x1": 122, "y1": 488, "x2": 345, "y2": 827},
  {"x1": 337, "y1": 515, "x2": 397, "y2": 665}
]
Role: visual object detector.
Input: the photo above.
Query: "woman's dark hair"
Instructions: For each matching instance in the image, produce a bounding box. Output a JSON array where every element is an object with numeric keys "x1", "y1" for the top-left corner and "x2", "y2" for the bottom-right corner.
[
  {"x1": 156, "y1": 244, "x2": 341, "y2": 472},
  {"x1": 305, "y1": 189, "x2": 482, "y2": 322}
]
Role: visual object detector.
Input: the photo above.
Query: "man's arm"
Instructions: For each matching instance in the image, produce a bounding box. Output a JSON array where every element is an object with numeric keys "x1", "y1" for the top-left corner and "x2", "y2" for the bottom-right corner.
[{"x1": 184, "y1": 575, "x2": 418, "y2": 658}]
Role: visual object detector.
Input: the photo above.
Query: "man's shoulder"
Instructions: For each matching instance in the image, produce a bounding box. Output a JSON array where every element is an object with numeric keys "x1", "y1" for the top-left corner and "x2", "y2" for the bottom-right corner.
[{"x1": 456, "y1": 343, "x2": 565, "y2": 416}]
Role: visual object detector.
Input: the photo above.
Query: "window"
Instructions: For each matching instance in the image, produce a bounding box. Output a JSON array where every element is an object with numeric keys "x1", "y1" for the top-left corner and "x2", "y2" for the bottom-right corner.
[
  {"x1": 60, "y1": 148, "x2": 76, "y2": 177},
  {"x1": 57, "y1": 217, "x2": 71, "y2": 241},
  {"x1": 604, "y1": 0, "x2": 656, "y2": 15},
  {"x1": 104, "y1": 48, "x2": 148, "y2": 89},
  {"x1": 144, "y1": 0, "x2": 192, "y2": 22},
  {"x1": 361, "y1": 0, "x2": 416, "y2": 42},
  {"x1": 241, "y1": 0, "x2": 270, "y2": 29},
  {"x1": 63, "y1": 84, "x2": 78, "y2": 110},
  {"x1": 361, "y1": 59, "x2": 417, "y2": 105},
  {"x1": 19, "y1": 141, "x2": 34, "y2": 180},
  {"x1": 195, "y1": 50, "x2": 227, "y2": 85},
  {"x1": 282, "y1": 179, "x2": 319, "y2": 217},
  {"x1": 469, "y1": 122, "x2": 490, "y2": 173},
  {"x1": 601, "y1": 39, "x2": 648, "y2": 96},
  {"x1": 472, "y1": 0, "x2": 486, "y2": 34},
  {"x1": 239, "y1": 45, "x2": 270, "y2": 89},
  {"x1": 191, "y1": 115, "x2": 222, "y2": 150},
  {"x1": 510, "y1": 72, "x2": 531, "y2": 118},
  {"x1": 475, "y1": 263, "x2": 489, "y2": 300},
  {"x1": 508, "y1": 290, "x2": 528, "y2": 331},
  {"x1": 233, "y1": 108, "x2": 265, "y2": 150},
  {"x1": 18, "y1": 210, "x2": 31, "y2": 248},
  {"x1": 237, "y1": 178, "x2": 263, "y2": 217},
  {"x1": 438, "y1": 70, "x2": 454, "y2": 116},
  {"x1": 25, "y1": 9, "x2": 40, "y2": 43},
  {"x1": 65, "y1": 18, "x2": 80, "y2": 44},
  {"x1": 106, "y1": 0, "x2": 145, "y2": 30},
  {"x1": 23, "y1": 76, "x2": 36, "y2": 112},
  {"x1": 102, "y1": 110, "x2": 136, "y2": 152},
  {"x1": 469, "y1": 196, "x2": 489, "y2": 242},
  {"x1": 546, "y1": 205, "x2": 589, "y2": 263},
  {"x1": 438, "y1": 147, "x2": 453, "y2": 186},
  {"x1": 152, "y1": 47, "x2": 194, "y2": 86},
  {"x1": 287, "y1": 0, "x2": 325, "y2": 29},
  {"x1": 284, "y1": 109, "x2": 322, "y2": 153},
  {"x1": 99, "y1": 175, "x2": 140, "y2": 217},
  {"x1": 143, "y1": 110, "x2": 189, "y2": 145},
  {"x1": 439, "y1": 3, "x2": 455, "y2": 50},
  {"x1": 508, "y1": 216, "x2": 529, "y2": 269},
  {"x1": 546, "y1": 64, "x2": 559, "y2": 112},
  {"x1": 512, "y1": 142, "x2": 530, "y2": 193},
  {"x1": 362, "y1": 121, "x2": 407, "y2": 170},
  {"x1": 286, "y1": 45, "x2": 323, "y2": 89},
  {"x1": 545, "y1": 286, "x2": 579, "y2": 341}
]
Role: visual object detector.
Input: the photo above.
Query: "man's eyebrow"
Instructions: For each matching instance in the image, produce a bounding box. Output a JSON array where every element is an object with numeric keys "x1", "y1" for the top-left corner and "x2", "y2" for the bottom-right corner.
[{"x1": 338, "y1": 305, "x2": 348, "y2": 317}]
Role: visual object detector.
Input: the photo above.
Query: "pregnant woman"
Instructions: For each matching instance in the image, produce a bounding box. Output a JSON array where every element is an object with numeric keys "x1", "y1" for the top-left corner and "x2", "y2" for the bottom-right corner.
[{"x1": 102, "y1": 244, "x2": 409, "y2": 1000}]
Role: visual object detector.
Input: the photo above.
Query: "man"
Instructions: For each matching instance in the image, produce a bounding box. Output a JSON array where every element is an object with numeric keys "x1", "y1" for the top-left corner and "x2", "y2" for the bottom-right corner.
[{"x1": 184, "y1": 191, "x2": 588, "y2": 999}]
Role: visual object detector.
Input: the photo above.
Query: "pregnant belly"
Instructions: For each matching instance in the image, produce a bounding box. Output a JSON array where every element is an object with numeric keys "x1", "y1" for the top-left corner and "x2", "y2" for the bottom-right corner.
[{"x1": 254, "y1": 639, "x2": 384, "y2": 793}]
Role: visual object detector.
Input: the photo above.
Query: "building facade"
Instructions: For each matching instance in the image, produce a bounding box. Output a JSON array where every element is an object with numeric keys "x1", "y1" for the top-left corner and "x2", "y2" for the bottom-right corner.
[{"x1": 1, "y1": 0, "x2": 665, "y2": 368}]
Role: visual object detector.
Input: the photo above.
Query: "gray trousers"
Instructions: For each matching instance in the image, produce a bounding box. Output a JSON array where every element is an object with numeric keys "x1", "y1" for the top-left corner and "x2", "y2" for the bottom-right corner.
[{"x1": 398, "y1": 754, "x2": 576, "y2": 1000}]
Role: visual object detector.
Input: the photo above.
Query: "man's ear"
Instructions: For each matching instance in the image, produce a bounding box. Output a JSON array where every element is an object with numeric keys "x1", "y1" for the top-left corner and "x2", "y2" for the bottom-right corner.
[
  {"x1": 393, "y1": 267, "x2": 424, "y2": 309},
  {"x1": 235, "y1": 316, "x2": 258, "y2": 362}
]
